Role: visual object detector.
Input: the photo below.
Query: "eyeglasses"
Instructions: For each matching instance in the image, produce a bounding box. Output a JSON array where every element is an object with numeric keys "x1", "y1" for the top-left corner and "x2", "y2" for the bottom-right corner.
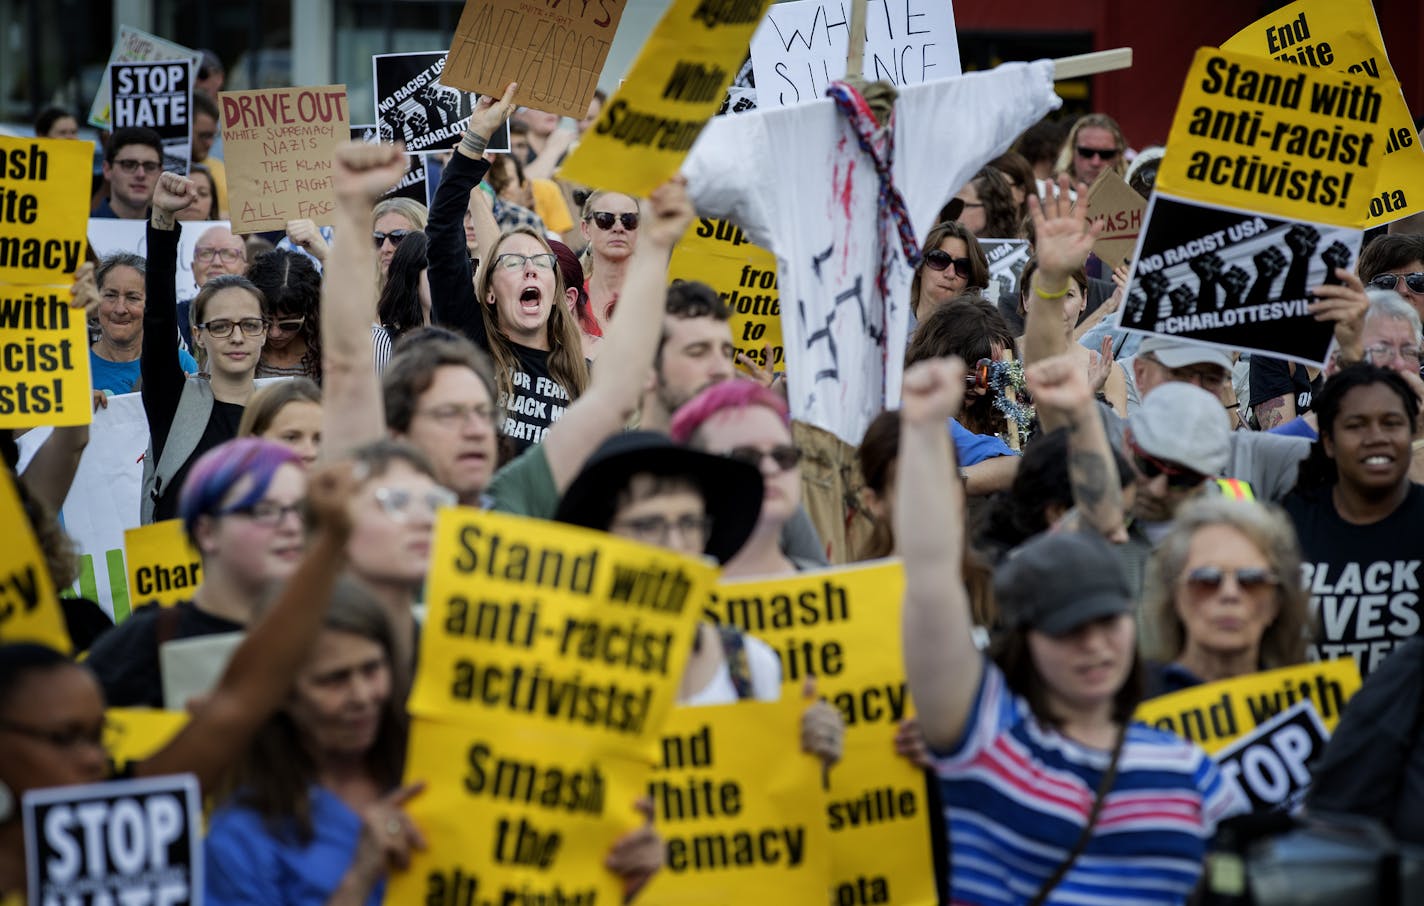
[
  {"x1": 113, "y1": 158, "x2": 160, "y2": 174},
  {"x1": 197, "y1": 317, "x2": 268, "y2": 338},
  {"x1": 373, "y1": 229, "x2": 414, "y2": 249},
  {"x1": 588, "y1": 211, "x2": 639, "y2": 231},
  {"x1": 416, "y1": 403, "x2": 496, "y2": 428},
  {"x1": 1369, "y1": 272, "x2": 1424, "y2": 294},
  {"x1": 1364, "y1": 343, "x2": 1423, "y2": 365},
  {"x1": 613, "y1": 513, "x2": 713, "y2": 546},
  {"x1": 1141, "y1": 354, "x2": 1229, "y2": 392},
  {"x1": 195, "y1": 247, "x2": 244, "y2": 263},
  {"x1": 269, "y1": 316, "x2": 306, "y2": 334},
  {"x1": 923, "y1": 249, "x2": 973, "y2": 278},
  {"x1": 225, "y1": 499, "x2": 305, "y2": 526},
  {"x1": 1076, "y1": 146, "x2": 1118, "y2": 161},
  {"x1": 1127, "y1": 436, "x2": 1206, "y2": 490},
  {"x1": 494, "y1": 252, "x2": 556, "y2": 272},
  {"x1": 726, "y1": 445, "x2": 802, "y2": 472},
  {"x1": 373, "y1": 486, "x2": 458, "y2": 521},
  {"x1": 1184, "y1": 565, "x2": 1279, "y2": 594},
  {"x1": 0, "y1": 717, "x2": 109, "y2": 750}
]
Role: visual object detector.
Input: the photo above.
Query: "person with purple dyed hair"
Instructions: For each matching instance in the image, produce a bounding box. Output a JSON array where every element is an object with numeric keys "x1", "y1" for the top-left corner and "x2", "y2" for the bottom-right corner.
[
  {"x1": 85, "y1": 437, "x2": 309, "y2": 707},
  {"x1": 669, "y1": 380, "x2": 810, "y2": 578}
]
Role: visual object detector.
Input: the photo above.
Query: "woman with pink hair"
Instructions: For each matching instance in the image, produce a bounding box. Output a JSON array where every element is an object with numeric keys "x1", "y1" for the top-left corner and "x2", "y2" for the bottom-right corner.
[{"x1": 670, "y1": 381, "x2": 808, "y2": 578}]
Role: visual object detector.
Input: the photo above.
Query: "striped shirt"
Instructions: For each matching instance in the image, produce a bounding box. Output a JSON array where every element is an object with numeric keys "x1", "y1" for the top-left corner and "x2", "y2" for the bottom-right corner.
[{"x1": 932, "y1": 662, "x2": 1246, "y2": 905}]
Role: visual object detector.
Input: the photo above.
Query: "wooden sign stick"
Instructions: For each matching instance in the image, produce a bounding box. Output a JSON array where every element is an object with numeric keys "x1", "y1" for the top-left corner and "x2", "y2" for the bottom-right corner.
[
  {"x1": 846, "y1": 0, "x2": 869, "y2": 79},
  {"x1": 1052, "y1": 48, "x2": 1133, "y2": 81}
]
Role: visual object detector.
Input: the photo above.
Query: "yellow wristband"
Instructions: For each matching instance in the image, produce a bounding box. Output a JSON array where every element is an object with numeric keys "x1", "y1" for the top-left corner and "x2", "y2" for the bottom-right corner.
[{"x1": 1033, "y1": 280, "x2": 1069, "y2": 300}]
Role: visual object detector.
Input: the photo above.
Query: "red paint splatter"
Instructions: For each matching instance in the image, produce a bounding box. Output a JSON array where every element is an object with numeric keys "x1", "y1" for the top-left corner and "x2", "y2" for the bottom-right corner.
[{"x1": 838, "y1": 159, "x2": 855, "y2": 219}]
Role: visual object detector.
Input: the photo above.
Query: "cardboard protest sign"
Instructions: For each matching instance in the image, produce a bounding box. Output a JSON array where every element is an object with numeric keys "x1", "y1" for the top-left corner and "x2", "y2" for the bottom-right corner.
[
  {"x1": 1085, "y1": 171, "x2": 1146, "y2": 269},
  {"x1": 749, "y1": 0, "x2": 960, "y2": 109},
  {"x1": 110, "y1": 59, "x2": 193, "y2": 174},
  {"x1": 0, "y1": 466, "x2": 70, "y2": 651},
  {"x1": 88, "y1": 26, "x2": 200, "y2": 130},
  {"x1": 1213, "y1": 700, "x2": 1326, "y2": 813},
  {"x1": 1116, "y1": 48, "x2": 1383, "y2": 366},
  {"x1": 0, "y1": 136, "x2": 92, "y2": 286},
  {"x1": 444, "y1": 0, "x2": 627, "y2": 120},
  {"x1": 708, "y1": 561, "x2": 940, "y2": 905},
  {"x1": 1222, "y1": 0, "x2": 1424, "y2": 228},
  {"x1": 639, "y1": 699, "x2": 834, "y2": 903},
  {"x1": 0, "y1": 287, "x2": 91, "y2": 428},
  {"x1": 409, "y1": 508, "x2": 717, "y2": 750},
  {"x1": 124, "y1": 520, "x2": 202, "y2": 610},
  {"x1": 375, "y1": 53, "x2": 472, "y2": 154},
  {"x1": 668, "y1": 218, "x2": 785, "y2": 374},
  {"x1": 352, "y1": 125, "x2": 429, "y2": 204},
  {"x1": 88, "y1": 218, "x2": 231, "y2": 303},
  {"x1": 979, "y1": 239, "x2": 1032, "y2": 319},
  {"x1": 388, "y1": 715, "x2": 648, "y2": 904},
  {"x1": 104, "y1": 708, "x2": 189, "y2": 772},
  {"x1": 23, "y1": 774, "x2": 202, "y2": 905},
  {"x1": 1136, "y1": 659, "x2": 1361, "y2": 755},
  {"x1": 220, "y1": 85, "x2": 350, "y2": 233},
  {"x1": 559, "y1": 0, "x2": 772, "y2": 197}
]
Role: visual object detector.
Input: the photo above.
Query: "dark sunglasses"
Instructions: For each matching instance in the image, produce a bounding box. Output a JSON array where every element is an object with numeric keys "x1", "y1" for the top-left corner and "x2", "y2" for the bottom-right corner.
[
  {"x1": 1127, "y1": 437, "x2": 1205, "y2": 489},
  {"x1": 1369, "y1": 272, "x2": 1424, "y2": 294},
  {"x1": 373, "y1": 229, "x2": 413, "y2": 249},
  {"x1": 924, "y1": 249, "x2": 973, "y2": 278},
  {"x1": 726, "y1": 444, "x2": 802, "y2": 472},
  {"x1": 1076, "y1": 146, "x2": 1118, "y2": 161},
  {"x1": 1184, "y1": 565, "x2": 1279, "y2": 593},
  {"x1": 271, "y1": 317, "x2": 305, "y2": 334},
  {"x1": 588, "y1": 211, "x2": 639, "y2": 231}
]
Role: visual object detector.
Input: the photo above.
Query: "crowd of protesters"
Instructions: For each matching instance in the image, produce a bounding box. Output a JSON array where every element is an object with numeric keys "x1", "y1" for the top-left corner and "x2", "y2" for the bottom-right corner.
[{"x1": 4, "y1": 40, "x2": 1424, "y2": 906}]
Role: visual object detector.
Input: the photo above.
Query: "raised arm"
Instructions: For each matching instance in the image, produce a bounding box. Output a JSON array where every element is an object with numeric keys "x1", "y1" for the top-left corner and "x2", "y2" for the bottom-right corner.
[
  {"x1": 427, "y1": 85, "x2": 514, "y2": 345},
  {"x1": 1027, "y1": 353, "x2": 1126, "y2": 540},
  {"x1": 140, "y1": 173, "x2": 198, "y2": 455},
  {"x1": 541, "y1": 177, "x2": 695, "y2": 491},
  {"x1": 897, "y1": 357, "x2": 980, "y2": 752},
  {"x1": 1022, "y1": 174, "x2": 1101, "y2": 383},
  {"x1": 320, "y1": 142, "x2": 409, "y2": 459},
  {"x1": 137, "y1": 461, "x2": 355, "y2": 792}
]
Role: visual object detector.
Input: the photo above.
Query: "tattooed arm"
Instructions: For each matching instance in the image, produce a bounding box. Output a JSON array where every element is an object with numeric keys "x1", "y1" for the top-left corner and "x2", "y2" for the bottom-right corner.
[
  {"x1": 1252, "y1": 394, "x2": 1294, "y2": 431},
  {"x1": 1026, "y1": 353, "x2": 1125, "y2": 539}
]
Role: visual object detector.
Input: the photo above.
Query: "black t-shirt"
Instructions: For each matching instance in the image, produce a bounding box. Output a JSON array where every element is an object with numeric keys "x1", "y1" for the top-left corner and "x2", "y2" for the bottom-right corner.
[
  {"x1": 1249, "y1": 356, "x2": 1323, "y2": 414},
  {"x1": 500, "y1": 344, "x2": 571, "y2": 453},
  {"x1": 1284, "y1": 483, "x2": 1424, "y2": 678},
  {"x1": 84, "y1": 601, "x2": 244, "y2": 707},
  {"x1": 152, "y1": 400, "x2": 246, "y2": 523}
]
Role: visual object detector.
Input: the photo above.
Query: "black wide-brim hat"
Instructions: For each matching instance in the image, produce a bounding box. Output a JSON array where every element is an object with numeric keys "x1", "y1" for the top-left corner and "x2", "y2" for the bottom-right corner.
[{"x1": 553, "y1": 431, "x2": 764, "y2": 564}]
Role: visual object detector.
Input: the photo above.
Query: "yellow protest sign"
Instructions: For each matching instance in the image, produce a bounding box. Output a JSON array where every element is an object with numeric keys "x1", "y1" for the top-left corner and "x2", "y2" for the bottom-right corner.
[
  {"x1": 410, "y1": 508, "x2": 718, "y2": 751},
  {"x1": 1135, "y1": 659, "x2": 1362, "y2": 755},
  {"x1": 443, "y1": 0, "x2": 627, "y2": 120},
  {"x1": 1157, "y1": 47, "x2": 1381, "y2": 227},
  {"x1": 0, "y1": 466, "x2": 70, "y2": 652},
  {"x1": 707, "y1": 561, "x2": 939, "y2": 906},
  {"x1": 388, "y1": 714, "x2": 648, "y2": 904},
  {"x1": 668, "y1": 219, "x2": 785, "y2": 374},
  {"x1": 124, "y1": 520, "x2": 202, "y2": 610},
  {"x1": 219, "y1": 85, "x2": 350, "y2": 233},
  {"x1": 104, "y1": 708, "x2": 188, "y2": 772},
  {"x1": 0, "y1": 136, "x2": 91, "y2": 286},
  {"x1": 557, "y1": 0, "x2": 771, "y2": 197},
  {"x1": 1222, "y1": 0, "x2": 1424, "y2": 227},
  {"x1": 0, "y1": 286, "x2": 90, "y2": 428},
  {"x1": 639, "y1": 699, "x2": 832, "y2": 904}
]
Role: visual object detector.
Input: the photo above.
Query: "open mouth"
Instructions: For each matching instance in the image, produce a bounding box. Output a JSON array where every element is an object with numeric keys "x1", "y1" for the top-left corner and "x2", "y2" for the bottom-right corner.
[{"x1": 519, "y1": 286, "x2": 542, "y2": 313}]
